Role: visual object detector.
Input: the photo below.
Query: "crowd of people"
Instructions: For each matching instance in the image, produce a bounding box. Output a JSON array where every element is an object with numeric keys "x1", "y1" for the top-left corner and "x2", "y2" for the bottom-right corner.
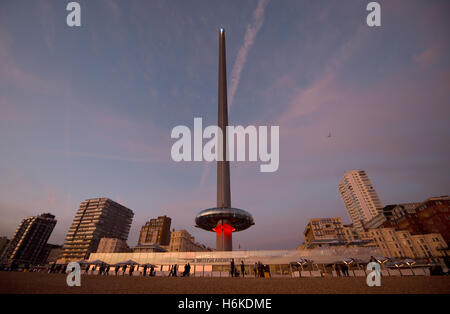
[
  {"x1": 333, "y1": 264, "x2": 350, "y2": 277},
  {"x1": 229, "y1": 259, "x2": 270, "y2": 278},
  {"x1": 167, "y1": 263, "x2": 192, "y2": 277},
  {"x1": 87, "y1": 263, "x2": 157, "y2": 276}
]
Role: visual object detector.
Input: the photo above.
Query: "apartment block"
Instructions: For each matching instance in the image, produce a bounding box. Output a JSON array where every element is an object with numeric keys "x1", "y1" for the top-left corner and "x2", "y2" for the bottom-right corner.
[
  {"x1": 368, "y1": 228, "x2": 447, "y2": 259},
  {"x1": 138, "y1": 215, "x2": 171, "y2": 246},
  {"x1": 168, "y1": 229, "x2": 210, "y2": 252},
  {"x1": 96, "y1": 238, "x2": 130, "y2": 253},
  {"x1": 1, "y1": 213, "x2": 56, "y2": 265},
  {"x1": 338, "y1": 170, "x2": 383, "y2": 233},
  {"x1": 0, "y1": 237, "x2": 9, "y2": 258},
  {"x1": 303, "y1": 218, "x2": 346, "y2": 248},
  {"x1": 60, "y1": 198, "x2": 133, "y2": 262},
  {"x1": 397, "y1": 196, "x2": 450, "y2": 244}
]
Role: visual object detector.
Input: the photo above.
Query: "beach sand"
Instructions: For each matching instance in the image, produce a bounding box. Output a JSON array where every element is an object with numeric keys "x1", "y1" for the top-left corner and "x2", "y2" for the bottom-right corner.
[{"x1": 0, "y1": 272, "x2": 449, "y2": 294}]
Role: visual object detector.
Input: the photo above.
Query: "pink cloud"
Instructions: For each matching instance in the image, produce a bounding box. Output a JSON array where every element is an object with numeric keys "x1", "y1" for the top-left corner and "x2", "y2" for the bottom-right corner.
[
  {"x1": 44, "y1": 187, "x2": 57, "y2": 205},
  {"x1": 276, "y1": 27, "x2": 366, "y2": 128},
  {"x1": 0, "y1": 29, "x2": 65, "y2": 95},
  {"x1": 413, "y1": 45, "x2": 440, "y2": 68}
]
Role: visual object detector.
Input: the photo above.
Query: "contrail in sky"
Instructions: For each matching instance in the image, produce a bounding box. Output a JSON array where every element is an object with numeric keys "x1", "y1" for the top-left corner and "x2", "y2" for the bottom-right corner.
[
  {"x1": 199, "y1": 0, "x2": 270, "y2": 187},
  {"x1": 228, "y1": 0, "x2": 270, "y2": 109}
]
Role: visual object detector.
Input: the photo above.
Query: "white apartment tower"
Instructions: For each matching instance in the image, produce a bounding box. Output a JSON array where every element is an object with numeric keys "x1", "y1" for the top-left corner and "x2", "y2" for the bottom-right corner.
[{"x1": 338, "y1": 170, "x2": 384, "y2": 232}]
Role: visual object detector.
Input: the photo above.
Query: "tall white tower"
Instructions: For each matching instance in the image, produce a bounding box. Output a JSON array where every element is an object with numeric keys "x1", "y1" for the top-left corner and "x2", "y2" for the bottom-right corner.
[{"x1": 338, "y1": 170, "x2": 383, "y2": 232}]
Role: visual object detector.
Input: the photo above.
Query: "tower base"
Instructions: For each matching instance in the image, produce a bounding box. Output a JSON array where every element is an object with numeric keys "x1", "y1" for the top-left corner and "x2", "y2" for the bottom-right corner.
[{"x1": 214, "y1": 223, "x2": 234, "y2": 251}]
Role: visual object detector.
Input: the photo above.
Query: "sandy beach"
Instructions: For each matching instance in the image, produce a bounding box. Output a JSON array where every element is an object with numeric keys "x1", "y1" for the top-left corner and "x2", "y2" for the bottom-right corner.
[{"x1": 0, "y1": 272, "x2": 449, "y2": 294}]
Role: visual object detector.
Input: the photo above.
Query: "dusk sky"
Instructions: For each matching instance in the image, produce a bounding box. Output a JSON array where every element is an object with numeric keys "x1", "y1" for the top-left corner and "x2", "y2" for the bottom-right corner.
[{"x1": 1, "y1": 0, "x2": 449, "y2": 250}]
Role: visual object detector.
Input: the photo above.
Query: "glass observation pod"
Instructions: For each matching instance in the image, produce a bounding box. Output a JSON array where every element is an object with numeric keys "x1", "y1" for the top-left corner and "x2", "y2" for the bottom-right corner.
[{"x1": 195, "y1": 207, "x2": 254, "y2": 232}]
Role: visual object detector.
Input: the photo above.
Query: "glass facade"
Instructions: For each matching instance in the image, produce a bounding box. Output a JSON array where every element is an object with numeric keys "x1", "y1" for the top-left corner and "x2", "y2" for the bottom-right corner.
[{"x1": 89, "y1": 247, "x2": 381, "y2": 269}]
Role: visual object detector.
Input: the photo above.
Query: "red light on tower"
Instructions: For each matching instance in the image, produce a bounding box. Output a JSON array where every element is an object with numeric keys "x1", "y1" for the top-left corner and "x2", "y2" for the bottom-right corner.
[
  {"x1": 213, "y1": 223, "x2": 235, "y2": 251},
  {"x1": 213, "y1": 224, "x2": 235, "y2": 233}
]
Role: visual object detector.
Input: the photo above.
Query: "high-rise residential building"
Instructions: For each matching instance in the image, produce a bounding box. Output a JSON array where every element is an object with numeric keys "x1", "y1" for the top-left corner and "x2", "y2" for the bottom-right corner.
[
  {"x1": 338, "y1": 170, "x2": 384, "y2": 233},
  {"x1": 0, "y1": 213, "x2": 56, "y2": 265},
  {"x1": 60, "y1": 198, "x2": 133, "y2": 262},
  {"x1": 138, "y1": 215, "x2": 171, "y2": 245},
  {"x1": 0, "y1": 237, "x2": 9, "y2": 257},
  {"x1": 96, "y1": 238, "x2": 130, "y2": 253}
]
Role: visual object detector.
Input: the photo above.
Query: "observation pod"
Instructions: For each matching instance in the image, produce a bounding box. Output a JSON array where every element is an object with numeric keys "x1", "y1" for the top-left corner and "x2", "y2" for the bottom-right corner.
[{"x1": 195, "y1": 207, "x2": 254, "y2": 251}]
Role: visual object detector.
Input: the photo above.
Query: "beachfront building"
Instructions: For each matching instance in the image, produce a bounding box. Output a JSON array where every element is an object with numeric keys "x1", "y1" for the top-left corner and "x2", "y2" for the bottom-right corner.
[
  {"x1": 59, "y1": 198, "x2": 134, "y2": 262},
  {"x1": 138, "y1": 216, "x2": 172, "y2": 246},
  {"x1": 303, "y1": 218, "x2": 346, "y2": 248},
  {"x1": 302, "y1": 218, "x2": 374, "y2": 249},
  {"x1": 368, "y1": 228, "x2": 447, "y2": 260},
  {"x1": 0, "y1": 237, "x2": 9, "y2": 258},
  {"x1": 89, "y1": 246, "x2": 381, "y2": 277},
  {"x1": 168, "y1": 229, "x2": 211, "y2": 252},
  {"x1": 96, "y1": 238, "x2": 131, "y2": 253},
  {"x1": 338, "y1": 170, "x2": 384, "y2": 233},
  {"x1": 0, "y1": 213, "x2": 57, "y2": 265}
]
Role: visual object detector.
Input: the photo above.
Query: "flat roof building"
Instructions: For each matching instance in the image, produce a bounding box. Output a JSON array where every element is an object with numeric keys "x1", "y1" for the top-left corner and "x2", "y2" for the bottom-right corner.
[
  {"x1": 168, "y1": 229, "x2": 211, "y2": 252},
  {"x1": 96, "y1": 238, "x2": 131, "y2": 253},
  {"x1": 304, "y1": 218, "x2": 346, "y2": 248},
  {"x1": 88, "y1": 246, "x2": 382, "y2": 276},
  {"x1": 1, "y1": 213, "x2": 56, "y2": 265},
  {"x1": 133, "y1": 243, "x2": 168, "y2": 253},
  {"x1": 138, "y1": 215, "x2": 171, "y2": 246},
  {"x1": 60, "y1": 198, "x2": 133, "y2": 262},
  {"x1": 368, "y1": 228, "x2": 448, "y2": 260},
  {"x1": 0, "y1": 237, "x2": 9, "y2": 258},
  {"x1": 338, "y1": 170, "x2": 384, "y2": 233}
]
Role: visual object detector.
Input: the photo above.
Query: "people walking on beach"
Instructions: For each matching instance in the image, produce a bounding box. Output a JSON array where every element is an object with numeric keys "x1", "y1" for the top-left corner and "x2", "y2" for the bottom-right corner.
[
  {"x1": 122, "y1": 265, "x2": 127, "y2": 275},
  {"x1": 256, "y1": 261, "x2": 261, "y2": 277},
  {"x1": 169, "y1": 265, "x2": 173, "y2": 277},
  {"x1": 150, "y1": 265, "x2": 155, "y2": 276},
  {"x1": 173, "y1": 264, "x2": 178, "y2": 277},
  {"x1": 342, "y1": 264, "x2": 349, "y2": 277},
  {"x1": 143, "y1": 265, "x2": 148, "y2": 276},
  {"x1": 182, "y1": 263, "x2": 191, "y2": 277},
  {"x1": 335, "y1": 264, "x2": 341, "y2": 277},
  {"x1": 186, "y1": 263, "x2": 191, "y2": 276},
  {"x1": 115, "y1": 265, "x2": 119, "y2": 276},
  {"x1": 254, "y1": 263, "x2": 257, "y2": 277},
  {"x1": 230, "y1": 259, "x2": 235, "y2": 277},
  {"x1": 241, "y1": 261, "x2": 245, "y2": 277},
  {"x1": 129, "y1": 265, "x2": 134, "y2": 276}
]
